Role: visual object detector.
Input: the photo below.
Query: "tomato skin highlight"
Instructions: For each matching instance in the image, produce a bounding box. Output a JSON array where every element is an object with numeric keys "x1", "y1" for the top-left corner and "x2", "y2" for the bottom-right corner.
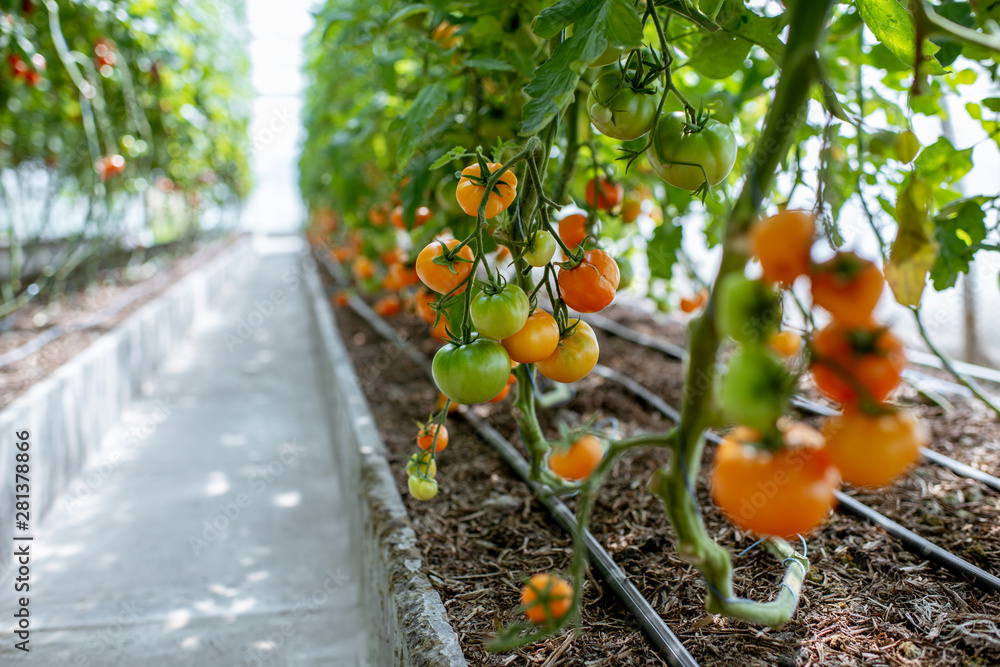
[
  {"x1": 432, "y1": 340, "x2": 511, "y2": 404},
  {"x1": 711, "y1": 427, "x2": 840, "y2": 538},
  {"x1": 752, "y1": 210, "x2": 815, "y2": 285},
  {"x1": 456, "y1": 162, "x2": 518, "y2": 219},
  {"x1": 416, "y1": 239, "x2": 475, "y2": 295},
  {"x1": 417, "y1": 423, "x2": 449, "y2": 452},
  {"x1": 822, "y1": 408, "x2": 926, "y2": 487},
  {"x1": 536, "y1": 320, "x2": 599, "y2": 383},
  {"x1": 470, "y1": 284, "x2": 530, "y2": 340},
  {"x1": 648, "y1": 114, "x2": 737, "y2": 190},
  {"x1": 558, "y1": 249, "x2": 620, "y2": 313},
  {"x1": 810, "y1": 322, "x2": 904, "y2": 405},
  {"x1": 521, "y1": 574, "x2": 573, "y2": 624},
  {"x1": 549, "y1": 435, "x2": 604, "y2": 481},
  {"x1": 810, "y1": 252, "x2": 885, "y2": 326},
  {"x1": 501, "y1": 310, "x2": 560, "y2": 363},
  {"x1": 524, "y1": 230, "x2": 557, "y2": 267}
]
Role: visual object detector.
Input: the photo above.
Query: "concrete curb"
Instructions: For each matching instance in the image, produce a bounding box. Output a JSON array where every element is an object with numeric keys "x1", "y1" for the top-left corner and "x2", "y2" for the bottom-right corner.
[
  {"x1": 303, "y1": 259, "x2": 467, "y2": 667},
  {"x1": 0, "y1": 237, "x2": 254, "y2": 577}
]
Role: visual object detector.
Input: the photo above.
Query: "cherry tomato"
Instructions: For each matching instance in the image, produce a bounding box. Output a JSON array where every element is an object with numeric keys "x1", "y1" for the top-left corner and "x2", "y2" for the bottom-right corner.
[
  {"x1": 680, "y1": 289, "x2": 708, "y2": 313},
  {"x1": 822, "y1": 407, "x2": 926, "y2": 487},
  {"x1": 432, "y1": 340, "x2": 511, "y2": 404},
  {"x1": 471, "y1": 284, "x2": 530, "y2": 340},
  {"x1": 752, "y1": 210, "x2": 815, "y2": 285},
  {"x1": 558, "y1": 249, "x2": 620, "y2": 313},
  {"x1": 417, "y1": 423, "x2": 449, "y2": 452},
  {"x1": 585, "y1": 177, "x2": 623, "y2": 210},
  {"x1": 711, "y1": 424, "x2": 840, "y2": 538},
  {"x1": 373, "y1": 294, "x2": 402, "y2": 317},
  {"x1": 549, "y1": 435, "x2": 604, "y2": 481},
  {"x1": 521, "y1": 574, "x2": 572, "y2": 625},
  {"x1": 524, "y1": 230, "x2": 557, "y2": 267},
  {"x1": 719, "y1": 346, "x2": 793, "y2": 431},
  {"x1": 408, "y1": 476, "x2": 439, "y2": 500},
  {"x1": 648, "y1": 114, "x2": 737, "y2": 190},
  {"x1": 416, "y1": 239, "x2": 475, "y2": 295},
  {"x1": 456, "y1": 162, "x2": 518, "y2": 219},
  {"x1": 588, "y1": 72, "x2": 661, "y2": 141},
  {"x1": 810, "y1": 321, "x2": 904, "y2": 404},
  {"x1": 768, "y1": 330, "x2": 803, "y2": 358},
  {"x1": 536, "y1": 320, "x2": 599, "y2": 383},
  {"x1": 501, "y1": 310, "x2": 560, "y2": 363},
  {"x1": 810, "y1": 252, "x2": 885, "y2": 326}
]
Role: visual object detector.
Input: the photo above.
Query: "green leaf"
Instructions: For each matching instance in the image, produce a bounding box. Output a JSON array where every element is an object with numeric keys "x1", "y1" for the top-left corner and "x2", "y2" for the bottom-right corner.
[
  {"x1": 886, "y1": 177, "x2": 938, "y2": 306},
  {"x1": 983, "y1": 97, "x2": 1000, "y2": 112},
  {"x1": 430, "y1": 145, "x2": 466, "y2": 170},
  {"x1": 647, "y1": 222, "x2": 684, "y2": 280},
  {"x1": 855, "y1": 0, "x2": 946, "y2": 75},
  {"x1": 688, "y1": 31, "x2": 751, "y2": 79},
  {"x1": 533, "y1": 0, "x2": 588, "y2": 38},
  {"x1": 397, "y1": 81, "x2": 448, "y2": 168},
  {"x1": 723, "y1": 5, "x2": 786, "y2": 61},
  {"x1": 520, "y1": 0, "x2": 643, "y2": 135},
  {"x1": 916, "y1": 136, "x2": 973, "y2": 190},
  {"x1": 464, "y1": 57, "x2": 515, "y2": 72},
  {"x1": 388, "y1": 4, "x2": 430, "y2": 26},
  {"x1": 930, "y1": 198, "x2": 987, "y2": 290}
]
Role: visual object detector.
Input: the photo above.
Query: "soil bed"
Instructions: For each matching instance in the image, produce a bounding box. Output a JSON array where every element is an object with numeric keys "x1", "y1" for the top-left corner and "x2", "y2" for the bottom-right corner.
[{"x1": 328, "y1": 284, "x2": 1000, "y2": 667}]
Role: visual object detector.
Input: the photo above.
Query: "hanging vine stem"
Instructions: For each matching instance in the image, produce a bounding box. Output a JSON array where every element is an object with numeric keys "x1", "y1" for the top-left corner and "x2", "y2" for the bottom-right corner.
[{"x1": 644, "y1": 0, "x2": 835, "y2": 627}]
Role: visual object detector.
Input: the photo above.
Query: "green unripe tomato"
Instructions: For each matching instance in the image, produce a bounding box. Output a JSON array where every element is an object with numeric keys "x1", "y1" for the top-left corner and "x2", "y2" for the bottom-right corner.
[
  {"x1": 867, "y1": 130, "x2": 897, "y2": 158},
  {"x1": 435, "y1": 174, "x2": 464, "y2": 216},
  {"x1": 893, "y1": 130, "x2": 919, "y2": 164},
  {"x1": 587, "y1": 71, "x2": 661, "y2": 141},
  {"x1": 470, "y1": 284, "x2": 530, "y2": 340},
  {"x1": 590, "y1": 44, "x2": 624, "y2": 67},
  {"x1": 406, "y1": 452, "x2": 437, "y2": 479},
  {"x1": 408, "y1": 475, "x2": 439, "y2": 500},
  {"x1": 718, "y1": 345, "x2": 793, "y2": 431},
  {"x1": 648, "y1": 114, "x2": 737, "y2": 190},
  {"x1": 616, "y1": 257, "x2": 634, "y2": 290},
  {"x1": 432, "y1": 339, "x2": 511, "y2": 404},
  {"x1": 716, "y1": 274, "x2": 782, "y2": 344},
  {"x1": 524, "y1": 230, "x2": 557, "y2": 267}
]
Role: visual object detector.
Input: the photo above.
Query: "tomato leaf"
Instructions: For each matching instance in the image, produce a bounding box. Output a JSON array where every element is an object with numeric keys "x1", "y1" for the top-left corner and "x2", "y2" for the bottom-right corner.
[
  {"x1": 398, "y1": 81, "x2": 448, "y2": 168},
  {"x1": 886, "y1": 177, "x2": 938, "y2": 307},
  {"x1": 855, "y1": 0, "x2": 946, "y2": 75},
  {"x1": 647, "y1": 222, "x2": 684, "y2": 281},
  {"x1": 521, "y1": 0, "x2": 643, "y2": 135},
  {"x1": 687, "y1": 31, "x2": 752, "y2": 79},
  {"x1": 464, "y1": 57, "x2": 515, "y2": 72},
  {"x1": 430, "y1": 146, "x2": 467, "y2": 170},
  {"x1": 929, "y1": 198, "x2": 988, "y2": 290}
]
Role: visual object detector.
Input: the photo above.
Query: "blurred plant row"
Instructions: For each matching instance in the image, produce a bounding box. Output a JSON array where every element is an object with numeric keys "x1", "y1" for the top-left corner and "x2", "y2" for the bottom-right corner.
[{"x1": 1, "y1": 0, "x2": 253, "y2": 313}]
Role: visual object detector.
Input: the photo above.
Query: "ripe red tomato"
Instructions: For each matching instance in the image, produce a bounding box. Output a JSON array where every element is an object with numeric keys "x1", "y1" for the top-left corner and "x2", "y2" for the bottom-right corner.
[
  {"x1": 680, "y1": 288, "x2": 708, "y2": 313},
  {"x1": 536, "y1": 320, "x2": 599, "y2": 383},
  {"x1": 752, "y1": 210, "x2": 815, "y2": 285},
  {"x1": 822, "y1": 408, "x2": 926, "y2": 487},
  {"x1": 711, "y1": 424, "x2": 840, "y2": 538},
  {"x1": 416, "y1": 239, "x2": 475, "y2": 295},
  {"x1": 521, "y1": 574, "x2": 572, "y2": 625},
  {"x1": 558, "y1": 249, "x2": 620, "y2": 313},
  {"x1": 417, "y1": 423, "x2": 449, "y2": 452},
  {"x1": 558, "y1": 213, "x2": 588, "y2": 254},
  {"x1": 456, "y1": 162, "x2": 517, "y2": 219},
  {"x1": 810, "y1": 252, "x2": 885, "y2": 325},
  {"x1": 810, "y1": 322, "x2": 904, "y2": 405},
  {"x1": 501, "y1": 309, "x2": 560, "y2": 363},
  {"x1": 549, "y1": 435, "x2": 603, "y2": 480},
  {"x1": 585, "y1": 176, "x2": 622, "y2": 210}
]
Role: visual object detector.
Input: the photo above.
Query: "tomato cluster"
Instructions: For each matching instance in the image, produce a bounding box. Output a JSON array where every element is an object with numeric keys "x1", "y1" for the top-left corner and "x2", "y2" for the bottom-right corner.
[{"x1": 710, "y1": 210, "x2": 927, "y2": 539}]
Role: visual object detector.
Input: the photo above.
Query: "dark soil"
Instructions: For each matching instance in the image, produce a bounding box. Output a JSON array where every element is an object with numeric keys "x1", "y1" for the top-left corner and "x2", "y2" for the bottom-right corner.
[{"x1": 328, "y1": 283, "x2": 1000, "y2": 667}]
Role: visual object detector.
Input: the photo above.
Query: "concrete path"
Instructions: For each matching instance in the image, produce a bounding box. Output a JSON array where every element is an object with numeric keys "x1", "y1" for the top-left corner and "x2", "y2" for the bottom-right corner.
[{"x1": 0, "y1": 240, "x2": 368, "y2": 666}]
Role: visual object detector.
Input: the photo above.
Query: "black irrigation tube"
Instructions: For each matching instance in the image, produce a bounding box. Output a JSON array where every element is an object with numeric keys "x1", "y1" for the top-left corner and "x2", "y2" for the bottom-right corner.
[
  {"x1": 314, "y1": 251, "x2": 699, "y2": 667},
  {"x1": 585, "y1": 321, "x2": 1000, "y2": 596},
  {"x1": 582, "y1": 312, "x2": 1000, "y2": 495}
]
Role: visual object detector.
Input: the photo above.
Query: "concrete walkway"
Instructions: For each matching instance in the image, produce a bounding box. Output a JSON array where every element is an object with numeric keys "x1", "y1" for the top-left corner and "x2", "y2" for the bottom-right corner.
[{"x1": 0, "y1": 240, "x2": 367, "y2": 666}]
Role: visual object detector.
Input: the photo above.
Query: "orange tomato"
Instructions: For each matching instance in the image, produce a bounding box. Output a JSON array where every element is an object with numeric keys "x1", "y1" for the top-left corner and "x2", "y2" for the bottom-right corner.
[
  {"x1": 620, "y1": 192, "x2": 642, "y2": 223},
  {"x1": 456, "y1": 162, "x2": 518, "y2": 219},
  {"x1": 558, "y1": 249, "x2": 620, "y2": 313},
  {"x1": 711, "y1": 424, "x2": 840, "y2": 538},
  {"x1": 489, "y1": 374, "x2": 516, "y2": 403},
  {"x1": 415, "y1": 288, "x2": 438, "y2": 324},
  {"x1": 415, "y1": 206, "x2": 433, "y2": 226},
  {"x1": 332, "y1": 291, "x2": 350, "y2": 308},
  {"x1": 383, "y1": 263, "x2": 419, "y2": 291},
  {"x1": 810, "y1": 321, "x2": 904, "y2": 404},
  {"x1": 810, "y1": 252, "x2": 885, "y2": 325},
  {"x1": 536, "y1": 320, "x2": 599, "y2": 383},
  {"x1": 432, "y1": 20, "x2": 462, "y2": 49},
  {"x1": 437, "y1": 392, "x2": 462, "y2": 413},
  {"x1": 548, "y1": 435, "x2": 603, "y2": 481},
  {"x1": 521, "y1": 574, "x2": 573, "y2": 625},
  {"x1": 352, "y1": 256, "x2": 376, "y2": 281},
  {"x1": 373, "y1": 294, "x2": 402, "y2": 318},
  {"x1": 751, "y1": 210, "x2": 815, "y2": 285},
  {"x1": 381, "y1": 247, "x2": 406, "y2": 265},
  {"x1": 823, "y1": 407, "x2": 926, "y2": 487},
  {"x1": 585, "y1": 176, "x2": 623, "y2": 210},
  {"x1": 680, "y1": 288, "x2": 708, "y2": 313},
  {"x1": 368, "y1": 205, "x2": 388, "y2": 227},
  {"x1": 417, "y1": 423, "x2": 449, "y2": 452},
  {"x1": 501, "y1": 310, "x2": 559, "y2": 363},
  {"x1": 558, "y1": 213, "x2": 588, "y2": 253},
  {"x1": 416, "y1": 239, "x2": 475, "y2": 294},
  {"x1": 389, "y1": 206, "x2": 404, "y2": 229},
  {"x1": 430, "y1": 317, "x2": 451, "y2": 342},
  {"x1": 768, "y1": 330, "x2": 803, "y2": 358}
]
